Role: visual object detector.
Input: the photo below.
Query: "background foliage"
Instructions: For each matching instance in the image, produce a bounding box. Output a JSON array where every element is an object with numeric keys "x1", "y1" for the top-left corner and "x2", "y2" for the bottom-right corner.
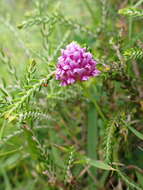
[{"x1": 1, "y1": 0, "x2": 143, "y2": 189}]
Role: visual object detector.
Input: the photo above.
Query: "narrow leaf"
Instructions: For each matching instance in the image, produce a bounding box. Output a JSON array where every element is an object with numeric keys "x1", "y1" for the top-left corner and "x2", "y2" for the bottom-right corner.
[
  {"x1": 128, "y1": 125, "x2": 143, "y2": 140},
  {"x1": 86, "y1": 158, "x2": 116, "y2": 171},
  {"x1": 75, "y1": 157, "x2": 116, "y2": 171}
]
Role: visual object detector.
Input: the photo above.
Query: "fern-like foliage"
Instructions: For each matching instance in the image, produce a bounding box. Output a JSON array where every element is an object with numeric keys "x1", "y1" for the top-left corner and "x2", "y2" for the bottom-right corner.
[
  {"x1": 2, "y1": 72, "x2": 54, "y2": 121},
  {"x1": 119, "y1": 7, "x2": 143, "y2": 18},
  {"x1": 64, "y1": 146, "x2": 75, "y2": 184},
  {"x1": 0, "y1": 125, "x2": 53, "y2": 146},
  {"x1": 19, "y1": 110, "x2": 55, "y2": 122},
  {"x1": 124, "y1": 48, "x2": 143, "y2": 60},
  {"x1": 24, "y1": 59, "x2": 37, "y2": 86},
  {"x1": 18, "y1": 14, "x2": 55, "y2": 29},
  {"x1": 104, "y1": 119, "x2": 116, "y2": 164},
  {"x1": 18, "y1": 12, "x2": 98, "y2": 38},
  {"x1": 22, "y1": 124, "x2": 54, "y2": 174}
]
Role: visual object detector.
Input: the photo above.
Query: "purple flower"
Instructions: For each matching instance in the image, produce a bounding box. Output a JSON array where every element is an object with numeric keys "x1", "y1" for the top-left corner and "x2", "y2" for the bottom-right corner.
[{"x1": 56, "y1": 42, "x2": 100, "y2": 86}]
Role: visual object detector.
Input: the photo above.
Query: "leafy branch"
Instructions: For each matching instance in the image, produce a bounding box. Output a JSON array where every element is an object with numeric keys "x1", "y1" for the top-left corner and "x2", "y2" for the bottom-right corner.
[
  {"x1": 104, "y1": 119, "x2": 116, "y2": 164},
  {"x1": 18, "y1": 12, "x2": 98, "y2": 38},
  {"x1": 119, "y1": 7, "x2": 143, "y2": 18},
  {"x1": 3, "y1": 72, "x2": 54, "y2": 121},
  {"x1": 124, "y1": 48, "x2": 143, "y2": 60}
]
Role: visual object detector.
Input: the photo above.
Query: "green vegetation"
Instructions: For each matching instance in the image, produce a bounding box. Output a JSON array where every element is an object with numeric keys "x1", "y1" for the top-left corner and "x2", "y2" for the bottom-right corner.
[{"x1": 1, "y1": 0, "x2": 143, "y2": 189}]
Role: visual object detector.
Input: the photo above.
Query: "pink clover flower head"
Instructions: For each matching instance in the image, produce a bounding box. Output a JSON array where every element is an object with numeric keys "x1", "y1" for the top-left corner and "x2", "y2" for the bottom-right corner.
[{"x1": 56, "y1": 42, "x2": 100, "y2": 86}]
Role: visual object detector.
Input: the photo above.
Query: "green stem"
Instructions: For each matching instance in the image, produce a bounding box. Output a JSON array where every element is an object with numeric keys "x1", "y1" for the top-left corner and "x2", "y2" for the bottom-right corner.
[
  {"x1": 81, "y1": 84, "x2": 107, "y2": 122},
  {"x1": 129, "y1": 0, "x2": 133, "y2": 41},
  {"x1": 87, "y1": 104, "x2": 98, "y2": 190},
  {"x1": 134, "y1": 0, "x2": 143, "y2": 7},
  {"x1": 83, "y1": 0, "x2": 96, "y2": 21},
  {"x1": 0, "y1": 120, "x2": 7, "y2": 140},
  {"x1": 129, "y1": 18, "x2": 132, "y2": 41},
  {"x1": 91, "y1": 97, "x2": 106, "y2": 122}
]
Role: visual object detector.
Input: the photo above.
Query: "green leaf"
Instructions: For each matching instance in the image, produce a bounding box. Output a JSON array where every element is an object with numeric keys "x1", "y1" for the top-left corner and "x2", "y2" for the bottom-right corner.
[
  {"x1": 0, "y1": 87, "x2": 9, "y2": 97},
  {"x1": 127, "y1": 125, "x2": 143, "y2": 140},
  {"x1": 118, "y1": 7, "x2": 143, "y2": 18},
  {"x1": 0, "y1": 147, "x2": 23, "y2": 158},
  {"x1": 86, "y1": 158, "x2": 116, "y2": 171},
  {"x1": 1, "y1": 168, "x2": 12, "y2": 190},
  {"x1": 122, "y1": 120, "x2": 143, "y2": 140},
  {"x1": 75, "y1": 157, "x2": 116, "y2": 171},
  {"x1": 118, "y1": 169, "x2": 142, "y2": 190}
]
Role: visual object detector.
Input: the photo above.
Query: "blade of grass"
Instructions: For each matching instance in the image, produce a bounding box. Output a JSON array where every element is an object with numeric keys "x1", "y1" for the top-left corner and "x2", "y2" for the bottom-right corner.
[
  {"x1": 127, "y1": 125, "x2": 143, "y2": 140},
  {"x1": 84, "y1": 86, "x2": 106, "y2": 122},
  {"x1": 122, "y1": 120, "x2": 143, "y2": 140},
  {"x1": 134, "y1": 0, "x2": 143, "y2": 8},
  {"x1": 87, "y1": 103, "x2": 98, "y2": 189},
  {"x1": 75, "y1": 158, "x2": 116, "y2": 170},
  {"x1": 49, "y1": 128, "x2": 64, "y2": 168},
  {"x1": 1, "y1": 168, "x2": 12, "y2": 190},
  {"x1": 117, "y1": 169, "x2": 142, "y2": 190},
  {"x1": 0, "y1": 120, "x2": 7, "y2": 140},
  {"x1": 99, "y1": 171, "x2": 110, "y2": 188},
  {"x1": 87, "y1": 104, "x2": 98, "y2": 164},
  {"x1": 0, "y1": 147, "x2": 23, "y2": 158}
]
